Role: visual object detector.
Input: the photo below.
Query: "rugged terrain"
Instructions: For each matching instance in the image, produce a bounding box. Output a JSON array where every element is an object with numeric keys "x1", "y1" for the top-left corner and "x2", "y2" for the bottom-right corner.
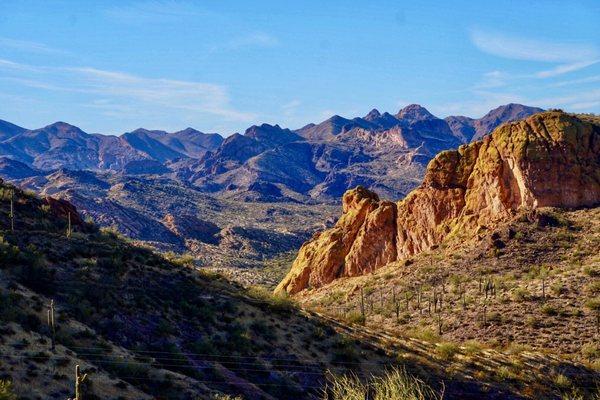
[
  {"x1": 0, "y1": 104, "x2": 542, "y2": 283},
  {"x1": 267, "y1": 111, "x2": 600, "y2": 397},
  {"x1": 0, "y1": 103, "x2": 542, "y2": 202},
  {"x1": 277, "y1": 111, "x2": 600, "y2": 294},
  {"x1": 1, "y1": 180, "x2": 599, "y2": 399},
  {"x1": 10, "y1": 170, "x2": 338, "y2": 286}
]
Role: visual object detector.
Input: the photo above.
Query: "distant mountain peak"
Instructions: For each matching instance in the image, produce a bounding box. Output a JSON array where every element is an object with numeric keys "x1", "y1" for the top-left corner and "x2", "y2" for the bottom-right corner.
[
  {"x1": 176, "y1": 127, "x2": 201, "y2": 135},
  {"x1": 397, "y1": 104, "x2": 436, "y2": 121},
  {"x1": 129, "y1": 128, "x2": 167, "y2": 137},
  {"x1": 364, "y1": 109, "x2": 381, "y2": 120},
  {"x1": 46, "y1": 121, "x2": 81, "y2": 130}
]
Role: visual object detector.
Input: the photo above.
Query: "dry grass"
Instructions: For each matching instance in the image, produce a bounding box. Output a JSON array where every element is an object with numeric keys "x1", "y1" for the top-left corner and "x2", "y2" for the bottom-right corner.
[{"x1": 323, "y1": 367, "x2": 443, "y2": 400}]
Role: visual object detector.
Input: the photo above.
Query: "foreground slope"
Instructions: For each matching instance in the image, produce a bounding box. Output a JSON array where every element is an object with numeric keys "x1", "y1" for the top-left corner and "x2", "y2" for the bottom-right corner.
[
  {"x1": 277, "y1": 111, "x2": 600, "y2": 294},
  {"x1": 0, "y1": 181, "x2": 398, "y2": 399},
  {"x1": 0, "y1": 175, "x2": 598, "y2": 398}
]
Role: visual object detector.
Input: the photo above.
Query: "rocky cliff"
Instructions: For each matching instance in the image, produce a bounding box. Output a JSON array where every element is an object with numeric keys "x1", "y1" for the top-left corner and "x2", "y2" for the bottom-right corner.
[{"x1": 276, "y1": 111, "x2": 600, "y2": 294}]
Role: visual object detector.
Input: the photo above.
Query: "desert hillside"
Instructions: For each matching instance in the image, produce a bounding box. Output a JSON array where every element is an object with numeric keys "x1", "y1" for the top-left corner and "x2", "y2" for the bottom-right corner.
[{"x1": 1, "y1": 174, "x2": 598, "y2": 399}]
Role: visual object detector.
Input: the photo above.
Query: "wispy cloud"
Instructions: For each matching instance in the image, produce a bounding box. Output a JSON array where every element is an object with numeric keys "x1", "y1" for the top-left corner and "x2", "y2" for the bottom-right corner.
[
  {"x1": 225, "y1": 32, "x2": 279, "y2": 49},
  {"x1": 475, "y1": 70, "x2": 511, "y2": 89},
  {"x1": 536, "y1": 60, "x2": 599, "y2": 78},
  {"x1": 470, "y1": 29, "x2": 599, "y2": 78},
  {"x1": 104, "y1": 0, "x2": 213, "y2": 23},
  {"x1": 0, "y1": 37, "x2": 68, "y2": 55},
  {"x1": 548, "y1": 75, "x2": 600, "y2": 88},
  {"x1": 0, "y1": 58, "x2": 255, "y2": 124},
  {"x1": 208, "y1": 32, "x2": 280, "y2": 53},
  {"x1": 281, "y1": 99, "x2": 301, "y2": 117}
]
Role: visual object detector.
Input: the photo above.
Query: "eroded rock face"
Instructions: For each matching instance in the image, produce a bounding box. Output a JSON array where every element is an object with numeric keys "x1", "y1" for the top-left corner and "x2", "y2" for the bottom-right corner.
[{"x1": 276, "y1": 112, "x2": 600, "y2": 294}]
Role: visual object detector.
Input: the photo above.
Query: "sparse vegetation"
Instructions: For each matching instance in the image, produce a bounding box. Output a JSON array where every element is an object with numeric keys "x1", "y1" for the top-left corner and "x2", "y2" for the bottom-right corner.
[
  {"x1": 323, "y1": 367, "x2": 443, "y2": 400},
  {"x1": 0, "y1": 380, "x2": 17, "y2": 400}
]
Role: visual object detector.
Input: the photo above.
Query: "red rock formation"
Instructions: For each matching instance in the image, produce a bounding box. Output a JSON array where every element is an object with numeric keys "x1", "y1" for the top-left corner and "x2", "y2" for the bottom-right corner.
[{"x1": 276, "y1": 111, "x2": 600, "y2": 294}]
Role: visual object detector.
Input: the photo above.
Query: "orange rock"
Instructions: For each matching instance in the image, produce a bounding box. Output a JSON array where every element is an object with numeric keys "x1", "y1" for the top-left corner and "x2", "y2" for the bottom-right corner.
[{"x1": 276, "y1": 111, "x2": 600, "y2": 294}]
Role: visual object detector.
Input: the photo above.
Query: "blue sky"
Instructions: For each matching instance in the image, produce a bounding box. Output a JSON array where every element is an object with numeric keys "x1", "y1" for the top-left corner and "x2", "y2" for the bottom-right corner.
[{"x1": 0, "y1": 0, "x2": 598, "y2": 135}]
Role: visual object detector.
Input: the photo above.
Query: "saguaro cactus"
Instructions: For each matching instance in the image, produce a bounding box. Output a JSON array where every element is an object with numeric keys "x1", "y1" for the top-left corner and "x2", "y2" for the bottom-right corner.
[
  {"x1": 66, "y1": 212, "x2": 72, "y2": 238},
  {"x1": 47, "y1": 300, "x2": 56, "y2": 351},
  {"x1": 392, "y1": 287, "x2": 398, "y2": 319},
  {"x1": 360, "y1": 288, "x2": 365, "y2": 321},
  {"x1": 9, "y1": 189, "x2": 14, "y2": 232},
  {"x1": 67, "y1": 365, "x2": 88, "y2": 400}
]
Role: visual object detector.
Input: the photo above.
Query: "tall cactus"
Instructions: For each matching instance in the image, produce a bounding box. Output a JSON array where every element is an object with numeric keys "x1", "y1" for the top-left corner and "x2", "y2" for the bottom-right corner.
[
  {"x1": 9, "y1": 189, "x2": 14, "y2": 232},
  {"x1": 47, "y1": 300, "x2": 56, "y2": 351},
  {"x1": 360, "y1": 287, "x2": 365, "y2": 322},
  {"x1": 66, "y1": 212, "x2": 72, "y2": 238},
  {"x1": 67, "y1": 365, "x2": 88, "y2": 400}
]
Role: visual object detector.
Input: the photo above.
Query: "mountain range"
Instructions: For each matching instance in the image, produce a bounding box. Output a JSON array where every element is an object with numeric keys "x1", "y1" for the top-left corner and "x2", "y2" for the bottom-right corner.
[{"x1": 0, "y1": 103, "x2": 542, "y2": 202}]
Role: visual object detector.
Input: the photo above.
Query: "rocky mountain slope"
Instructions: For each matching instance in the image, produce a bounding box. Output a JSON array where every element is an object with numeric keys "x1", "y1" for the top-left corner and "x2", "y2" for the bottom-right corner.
[
  {"x1": 3, "y1": 179, "x2": 590, "y2": 399},
  {"x1": 5, "y1": 178, "x2": 600, "y2": 399},
  {"x1": 12, "y1": 169, "x2": 338, "y2": 286},
  {"x1": 276, "y1": 111, "x2": 600, "y2": 294},
  {"x1": 0, "y1": 181, "x2": 393, "y2": 399},
  {"x1": 444, "y1": 103, "x2": 543, "y2": 143},
  {"x1": 1, "y1": 103, "x2": 542, "y2": 202}
]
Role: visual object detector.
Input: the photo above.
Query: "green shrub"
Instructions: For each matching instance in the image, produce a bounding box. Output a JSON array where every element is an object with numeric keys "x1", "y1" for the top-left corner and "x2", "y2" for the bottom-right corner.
[
  {"x1": 345, "y1": 311, "x2": 366, "y2": 326},
  {"x1": 551, "y1": 283, "x2": 567, "y2": 296},
  {"x1": 541, "y1": 304, "x2": 559, "y2": 316},
  {"x1": 583, "y1": 266, "x2": 600, "y2": 277},
  {"x1": 331, "y1": 336, "x2": 359, "y2": 364},
  {"x1": 585, "y1": 298, "x2": 600, "y2": 312},
  {"x1": 553, "y1": 373, "x2": 571, "y2": 389},
  {"x1": 495, "y1": 366, "x2": 517, "y2": 381},
  {"x1": 0, "y1": 380, "x2": 17, "y2": 400},
  {"x1": 512, "y1": 287, "x2": 530, "y2": 302},
  {"x1": 246, "y1": 286, "x2": 295, "y2": 313},
  {"x1": 436, "y1": 342, "x2": 459, "y2": 361},
  {"x1": 587, "y1": 281, "x2": 600, "y2": 295},
  {"x1": 582, "y1": 343, "x2": 600, "y2": 360}
]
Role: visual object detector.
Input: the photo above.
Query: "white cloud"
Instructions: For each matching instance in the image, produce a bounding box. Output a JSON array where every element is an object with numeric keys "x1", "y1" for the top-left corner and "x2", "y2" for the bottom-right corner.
[
  {"x1": 281, "y1": 99, "x2": 301, "y2": 117},
  {"x1": 470, "y1": 29, "x2": 599, "y2": 78},
  {"x1": 0, "y1": 37, "x2": 68, "y2": 55},
  {"x1": 548, "y1": 75, "x2": 600, "y2": 88},
  {"x1": 531, "y1": 88, "x2": 600, "y2": 110},
  {"x1": 208, "y1": 32, "x2": 280, "y2": 52},
  {"x1": 0, "y1": 58, "x2": 255, "y2": 124},
  {"x1": 433, "y1": 90, "x2": 528, "y2": 118},
  {"x1": 105, "y1": 0, "x2": 213, "y2": 23},
  {"x1": 536, "y1": 60, "x2": 600, "y2": 78},
  {"x1": 475, "y1": 70, "x2": 511, "y2": 89},
  {"x1": 225, "y1": 32, "x2": 279, "y2": 49}
]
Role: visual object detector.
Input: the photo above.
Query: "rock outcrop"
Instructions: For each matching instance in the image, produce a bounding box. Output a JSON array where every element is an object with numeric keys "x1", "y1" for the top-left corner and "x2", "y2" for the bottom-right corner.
[
  {"x1": 276, "y1": 111, "x2": 600, "y2": 294},
  {"x1": 42, "y1": 196, "x2": 84, "y2": 226}
]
